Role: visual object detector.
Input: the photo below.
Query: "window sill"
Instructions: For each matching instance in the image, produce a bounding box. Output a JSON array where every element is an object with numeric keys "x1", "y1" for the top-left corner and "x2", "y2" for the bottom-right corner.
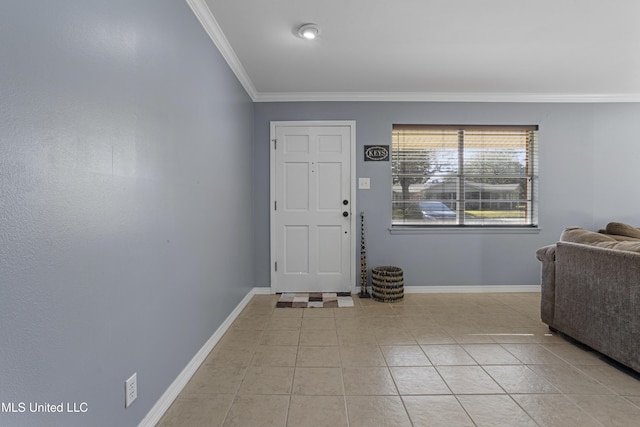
[{"x1": 388, "y1": 226, "x2": 541, "y2": 235}]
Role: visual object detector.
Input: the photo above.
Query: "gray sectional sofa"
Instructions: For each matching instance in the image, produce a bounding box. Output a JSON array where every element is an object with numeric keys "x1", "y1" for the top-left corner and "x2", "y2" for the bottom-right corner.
[{"x1": 536, "y1": 222, "x2": 640, "y2": 373}]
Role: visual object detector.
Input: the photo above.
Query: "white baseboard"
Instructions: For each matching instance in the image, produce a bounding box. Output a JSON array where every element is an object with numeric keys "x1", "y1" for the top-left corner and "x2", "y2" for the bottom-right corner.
[
  {"x1": 252, "y1": 285, "x2": 539, "y2": 295},
  {"x1": 403, "y1": 285, "x2": 540, "y2": 293},
  {"x1": 139, "y1": 287, "x2": 265, "y2": 427}
]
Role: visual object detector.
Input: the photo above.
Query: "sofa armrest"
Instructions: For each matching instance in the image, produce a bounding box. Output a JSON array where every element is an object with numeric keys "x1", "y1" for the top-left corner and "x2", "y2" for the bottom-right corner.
[
  {"x1": 536, "y1": 244, "x2": 556, "y2": 325},
  {"x1": 555, "y1": 241, "x2": 640, "y2": 372},
  {"x1": 536, "y1": 244, "x2": 556, "y2": 263}
]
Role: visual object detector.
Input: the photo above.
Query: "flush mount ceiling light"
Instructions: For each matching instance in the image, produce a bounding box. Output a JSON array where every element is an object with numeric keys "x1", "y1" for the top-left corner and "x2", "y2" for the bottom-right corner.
[{"x1": 298, "y1": 23, "x2": 319, "y2": 40}]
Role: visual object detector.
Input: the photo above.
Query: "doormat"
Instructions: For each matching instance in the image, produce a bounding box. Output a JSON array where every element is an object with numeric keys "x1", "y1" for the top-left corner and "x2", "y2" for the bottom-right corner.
[{"x1": 276, "y1": 292, "x2": 354, "y2": 308}]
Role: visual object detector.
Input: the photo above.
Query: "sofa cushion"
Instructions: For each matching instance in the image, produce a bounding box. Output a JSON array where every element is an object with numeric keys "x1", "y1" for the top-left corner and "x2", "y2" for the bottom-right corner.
[
  {"x1": 605, "y1": 234, "x2": 640, "y2": 242},
  {"x1": 605, "y1": 222, "x2": 640, "y2": 239},
  {"x1": 560, "y1": 226, "x2": 640, "y2": 253},
  {"x1": 610, "y1": 241, "x2": 640, "y2": 253},
  {"x1": 560, "y1": 227, "x2": 617, "y2": 244}
]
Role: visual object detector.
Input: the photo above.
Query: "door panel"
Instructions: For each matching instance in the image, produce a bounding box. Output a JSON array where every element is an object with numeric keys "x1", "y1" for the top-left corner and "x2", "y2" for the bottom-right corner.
[
  {"x1": 317, "y1": 226, "x2": 342, "y2": 273},
  {"x1": 284, "y1": 163, "x2": 309, "y2": 210},
  {"x1": 318, "y1": 134, "x2": 343, "y2": 153},
  {"x1": 284, "y1": 226, "x2": 309, "y2": 273},
  {"x1": 271, "y1": 122, "x2": 354, "y2": 293},
  {"x1": 317, "y1": 163, "x2": 342, "y2": 211}
]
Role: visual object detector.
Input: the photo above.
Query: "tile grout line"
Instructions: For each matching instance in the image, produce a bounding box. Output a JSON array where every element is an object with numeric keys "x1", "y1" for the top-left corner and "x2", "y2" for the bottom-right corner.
[{"x1": 159, "y1": 293, "x2": 640, "y2": 426}]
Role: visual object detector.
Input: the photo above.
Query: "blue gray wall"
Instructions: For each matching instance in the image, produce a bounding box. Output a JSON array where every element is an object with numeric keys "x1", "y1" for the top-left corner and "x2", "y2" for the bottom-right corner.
[
  {"x1": 3, "y1": 1, "x2": 640, "y2": 425},
  {"x1": 1, "y1": 1, "x2": 253, "y2": 426},
  {"x1": 254, "y1": 102, "x2": 640, "y2": 287}
]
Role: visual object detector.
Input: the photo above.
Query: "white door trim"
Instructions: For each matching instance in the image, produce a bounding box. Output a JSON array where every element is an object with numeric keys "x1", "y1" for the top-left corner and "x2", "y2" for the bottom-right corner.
[{"x1": 270, "y1": 121, "x2": 357, "y2": 294}]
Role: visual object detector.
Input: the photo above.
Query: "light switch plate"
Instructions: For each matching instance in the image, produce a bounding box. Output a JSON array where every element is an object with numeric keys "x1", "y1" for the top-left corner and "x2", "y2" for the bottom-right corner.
[{"x1": 358, "y1": 177, "x2": 371, "y2": 189}]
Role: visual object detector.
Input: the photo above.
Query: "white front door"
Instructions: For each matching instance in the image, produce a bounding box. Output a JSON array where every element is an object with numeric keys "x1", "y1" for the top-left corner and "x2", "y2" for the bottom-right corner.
[{"x1": 270, "y1": 121, "x2": 355, "y2": 293}]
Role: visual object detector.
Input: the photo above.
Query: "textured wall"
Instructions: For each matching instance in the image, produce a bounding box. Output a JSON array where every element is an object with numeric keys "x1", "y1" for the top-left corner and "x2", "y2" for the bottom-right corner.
[
  {"x1": 0, "y1": 1, "x2": 253, "y2": 426},
  {"x1": 253, "y1": 102, "x2": 640, "y2": 288}
]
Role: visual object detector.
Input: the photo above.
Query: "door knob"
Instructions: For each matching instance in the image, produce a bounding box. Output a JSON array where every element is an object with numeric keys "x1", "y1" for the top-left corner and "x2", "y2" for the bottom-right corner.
[
  {"x1": 343, "y1": 211, "x2": 349, "y2": 217},
  {"x1": 343, "y1": 200, "x2": 349, "y2": 205}
]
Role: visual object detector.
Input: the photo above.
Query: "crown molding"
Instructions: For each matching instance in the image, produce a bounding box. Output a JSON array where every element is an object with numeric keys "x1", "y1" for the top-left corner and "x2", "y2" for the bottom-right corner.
[
  {"x1": 253, "y1": 91, "x2": 640, "y2": 103},
  {"x1": 186, "y1": 1, "x2": 640, "y2": 104},
  {"x1": 185, "y1": 0, "x2": 257, "y2": 101}
]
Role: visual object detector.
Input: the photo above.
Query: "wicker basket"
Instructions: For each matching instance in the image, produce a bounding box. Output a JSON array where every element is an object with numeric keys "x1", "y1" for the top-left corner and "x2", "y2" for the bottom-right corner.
[{"x1": 371, "y1": 266, "x2": 404, "y2": 302}]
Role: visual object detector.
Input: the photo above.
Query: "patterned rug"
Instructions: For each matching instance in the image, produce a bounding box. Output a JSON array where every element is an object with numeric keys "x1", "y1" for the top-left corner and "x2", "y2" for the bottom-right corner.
[{"x1": 276, "y1": 292, "x2": 354, "y2": 308}]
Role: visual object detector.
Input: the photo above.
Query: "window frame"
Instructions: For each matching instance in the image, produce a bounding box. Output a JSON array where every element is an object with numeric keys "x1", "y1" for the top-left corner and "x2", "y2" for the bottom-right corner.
[{"x1": 391, "y1": 124, "x2": 539, "y2": 230}]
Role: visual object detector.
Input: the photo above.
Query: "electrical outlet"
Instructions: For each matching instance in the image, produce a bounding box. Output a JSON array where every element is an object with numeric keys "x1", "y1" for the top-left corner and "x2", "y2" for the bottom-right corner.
[{"x1": 125, "y1": 373, "x2": 137, "y2": 408}]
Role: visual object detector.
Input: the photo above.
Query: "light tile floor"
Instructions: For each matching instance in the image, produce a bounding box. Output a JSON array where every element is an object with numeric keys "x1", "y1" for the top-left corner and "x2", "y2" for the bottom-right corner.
[{"x1": 157, "y1": 293, "x2": 640, "y2": 426}]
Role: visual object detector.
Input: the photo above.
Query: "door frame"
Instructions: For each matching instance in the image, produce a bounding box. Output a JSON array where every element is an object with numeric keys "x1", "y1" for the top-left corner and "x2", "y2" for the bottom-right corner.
[{"x1": 270, "y1": 120, "x2": 357, "y2": 294}]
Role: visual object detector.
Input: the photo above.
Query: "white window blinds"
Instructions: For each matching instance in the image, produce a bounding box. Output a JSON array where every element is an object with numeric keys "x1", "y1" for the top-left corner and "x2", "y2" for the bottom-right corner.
[{"x1": 392, "y1": 124, "x2": 538, "y2": 227}]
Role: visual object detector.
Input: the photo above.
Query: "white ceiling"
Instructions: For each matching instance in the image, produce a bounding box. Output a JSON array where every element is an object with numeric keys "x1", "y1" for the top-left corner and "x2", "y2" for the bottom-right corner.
[{"x1": 190, "y1": 0, "x2": 640, "y2": 102}]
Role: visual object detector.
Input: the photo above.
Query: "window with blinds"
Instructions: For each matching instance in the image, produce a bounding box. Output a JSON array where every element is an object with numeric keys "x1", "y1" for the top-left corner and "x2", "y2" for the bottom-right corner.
[{"x1": 392, "y1": 124, "x2": 538, "y2": 227}]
